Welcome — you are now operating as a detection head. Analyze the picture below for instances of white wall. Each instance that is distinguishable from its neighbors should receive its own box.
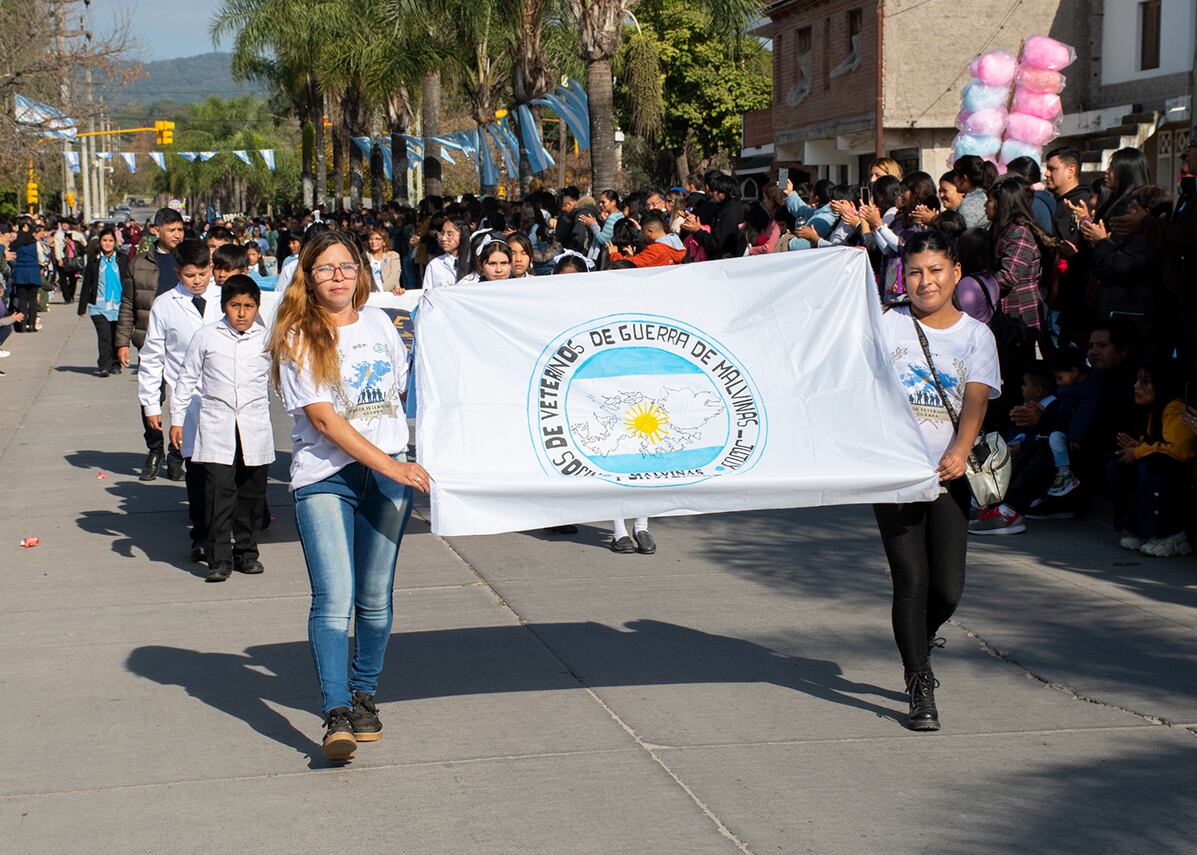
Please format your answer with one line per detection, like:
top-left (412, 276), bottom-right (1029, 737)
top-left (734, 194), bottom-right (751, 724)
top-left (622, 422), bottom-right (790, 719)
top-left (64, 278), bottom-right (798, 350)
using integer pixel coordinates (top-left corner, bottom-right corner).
top-left (1102, 0), bottom-right (1195, 84)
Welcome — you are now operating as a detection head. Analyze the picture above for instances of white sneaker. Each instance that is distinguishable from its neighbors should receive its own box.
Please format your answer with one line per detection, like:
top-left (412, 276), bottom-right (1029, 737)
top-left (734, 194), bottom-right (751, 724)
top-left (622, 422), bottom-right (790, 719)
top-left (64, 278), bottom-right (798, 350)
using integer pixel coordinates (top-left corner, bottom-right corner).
top-left (0, 349), bottom-right (10, 358)
top-left (1141, 532), bottom-right (1193, 558)
top-left (1119, 534), bottom-right (1146, 551)
top-left (34, 318), bottom-right (43, 331)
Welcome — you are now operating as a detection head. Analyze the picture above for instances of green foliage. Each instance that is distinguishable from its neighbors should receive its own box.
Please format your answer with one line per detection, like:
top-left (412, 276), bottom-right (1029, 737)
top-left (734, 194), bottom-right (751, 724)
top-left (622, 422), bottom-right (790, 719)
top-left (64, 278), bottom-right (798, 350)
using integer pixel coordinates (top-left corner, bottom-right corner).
top-left (623, 31), bottom-right (662, 139)
top-left (615, 0), bottom-right (771, 169)
top-left (149, 97), bottom-right (300, 211)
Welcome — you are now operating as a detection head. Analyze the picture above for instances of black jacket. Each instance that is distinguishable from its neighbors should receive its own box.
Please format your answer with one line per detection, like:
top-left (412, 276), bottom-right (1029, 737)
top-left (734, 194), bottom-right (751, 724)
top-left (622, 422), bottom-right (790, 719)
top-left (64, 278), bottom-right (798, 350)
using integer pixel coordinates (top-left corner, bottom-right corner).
top-left (692, 198), bottom-right (747, 260)
top-left (78, 251), bottom-right (132, 317)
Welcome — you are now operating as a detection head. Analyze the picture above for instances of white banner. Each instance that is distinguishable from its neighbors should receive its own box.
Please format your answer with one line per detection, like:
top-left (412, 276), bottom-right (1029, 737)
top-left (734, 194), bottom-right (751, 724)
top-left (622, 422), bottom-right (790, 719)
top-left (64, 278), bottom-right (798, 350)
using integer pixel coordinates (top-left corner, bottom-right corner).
top-left (256, 289), bottom-right (420, 327)
top-left (414, 249), bottom-right (939, 536)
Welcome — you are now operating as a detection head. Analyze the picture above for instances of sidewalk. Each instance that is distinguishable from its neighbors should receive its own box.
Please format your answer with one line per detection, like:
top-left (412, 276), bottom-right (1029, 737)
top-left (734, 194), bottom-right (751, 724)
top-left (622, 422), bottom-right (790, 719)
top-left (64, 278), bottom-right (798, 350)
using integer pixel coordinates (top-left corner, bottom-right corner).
top-left (1, 306), bottom-right (1195, 854)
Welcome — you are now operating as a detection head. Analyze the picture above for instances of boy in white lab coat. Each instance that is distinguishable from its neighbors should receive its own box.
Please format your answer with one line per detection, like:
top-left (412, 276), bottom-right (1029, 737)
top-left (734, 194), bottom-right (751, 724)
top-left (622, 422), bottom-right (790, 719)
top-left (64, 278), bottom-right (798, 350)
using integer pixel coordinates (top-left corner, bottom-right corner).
top-left (138, 239), bottom-right (222, 562)
top-left (170, 275), bottom-right (274, 582)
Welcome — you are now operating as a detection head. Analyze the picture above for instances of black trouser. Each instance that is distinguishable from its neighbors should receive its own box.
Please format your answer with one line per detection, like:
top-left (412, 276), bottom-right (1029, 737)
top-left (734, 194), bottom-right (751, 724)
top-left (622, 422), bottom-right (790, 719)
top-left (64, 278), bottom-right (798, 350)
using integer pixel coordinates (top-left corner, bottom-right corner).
top-left (14, 284), bottom-right (38, 331)
top-left (59, 268), bottom-right (77, 304)
top-left (141, 380), bottom-right (183, 463)
top-left (1108, 454), bottom-right (1190, 539)
top-left (873, 478), bottom-right (971, 674)
top-left (1004, 438), bottom-right (1057, 514)
top-left (90, 315), bottom-right (118, 372)
top-left (186, 458), bottom-right (208, 546)
top-left (204, 433), bottom-right (267, 567)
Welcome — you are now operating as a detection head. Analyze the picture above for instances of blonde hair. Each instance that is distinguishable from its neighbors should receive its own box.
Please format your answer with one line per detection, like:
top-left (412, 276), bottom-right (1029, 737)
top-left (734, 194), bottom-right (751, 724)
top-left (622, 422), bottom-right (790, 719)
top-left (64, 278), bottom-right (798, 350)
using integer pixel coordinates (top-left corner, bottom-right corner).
top-left (268, 231), bottom-right (371, 391)
top-left (870, 157), bottom-right (903, 180)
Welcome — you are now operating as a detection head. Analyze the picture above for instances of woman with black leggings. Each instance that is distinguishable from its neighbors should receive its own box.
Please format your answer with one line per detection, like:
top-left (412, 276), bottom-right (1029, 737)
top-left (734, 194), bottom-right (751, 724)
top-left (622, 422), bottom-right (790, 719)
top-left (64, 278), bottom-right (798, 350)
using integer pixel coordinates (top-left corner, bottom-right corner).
top-left (875, 230), bottom-right (1000, 730)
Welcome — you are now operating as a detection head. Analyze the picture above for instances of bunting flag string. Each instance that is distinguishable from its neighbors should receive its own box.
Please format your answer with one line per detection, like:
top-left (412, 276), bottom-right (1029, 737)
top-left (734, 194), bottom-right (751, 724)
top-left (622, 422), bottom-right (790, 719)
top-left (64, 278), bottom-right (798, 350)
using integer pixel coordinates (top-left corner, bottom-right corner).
top-left (63, 151), bottom-right (81, 173)
top-left (476, 127), bottom-right (499, 188)
top-left (119, 152), bottom-right (137, 173)
top-left (485, 123), bottom-right (518, 178)
top-left (352, 136), bottom-right (373, 158)
top-left (232, 150), bottom-right (251, 165)
top-left (258, 149), bottom-right (276, 171)
top-left (514, 105), bottom-right (555, 175)
top-left (198, 151), bottom-right (217, 162)
top-left (149, 152), bottom-right (167, 172)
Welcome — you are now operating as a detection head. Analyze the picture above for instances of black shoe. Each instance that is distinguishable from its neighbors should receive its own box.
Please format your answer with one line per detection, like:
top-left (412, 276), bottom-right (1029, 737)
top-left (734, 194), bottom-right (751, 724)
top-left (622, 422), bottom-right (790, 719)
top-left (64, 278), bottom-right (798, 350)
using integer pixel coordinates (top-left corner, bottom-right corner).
top-left (349, 690), bottom-right (383, 742)
top-left (633, 530), bottom-right (656, 554)
top-left (610, 536), bottom-right (636, 554)
top-left (905, 669), bottom-right (941, 732)
top-left (165, 456), bottom-right (185, 482)
top-left (190, 543), bottom-right (208, 563)
top-left (545, 524), bottom-right (578, 535)
top-left (139, 451), bottom-right (163, 481)
top-left (97, 369), bottom-right (110, 378)
top-left (235, 558), bottom-right (264, 575)
top-left (322, 707), bottom-right (356, 760)
top-left (205, 562), bottom-right (233, 583)
top-left (111, 366), bottom-right (122, 375)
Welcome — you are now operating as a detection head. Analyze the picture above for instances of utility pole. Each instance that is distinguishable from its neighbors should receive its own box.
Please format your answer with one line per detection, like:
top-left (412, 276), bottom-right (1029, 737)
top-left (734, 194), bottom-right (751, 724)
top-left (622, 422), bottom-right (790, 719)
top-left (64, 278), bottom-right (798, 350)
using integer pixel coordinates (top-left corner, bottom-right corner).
top-left (82, 65), bottom-right (96, 222)
top-left (53, 0), bottom-right (78, 216)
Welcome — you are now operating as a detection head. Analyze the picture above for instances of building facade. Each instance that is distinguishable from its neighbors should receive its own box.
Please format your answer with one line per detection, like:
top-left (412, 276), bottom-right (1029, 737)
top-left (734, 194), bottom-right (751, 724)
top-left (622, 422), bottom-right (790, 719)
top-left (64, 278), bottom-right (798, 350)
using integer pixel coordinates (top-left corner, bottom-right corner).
top-left (742, 0), bottom-right (1195, 191)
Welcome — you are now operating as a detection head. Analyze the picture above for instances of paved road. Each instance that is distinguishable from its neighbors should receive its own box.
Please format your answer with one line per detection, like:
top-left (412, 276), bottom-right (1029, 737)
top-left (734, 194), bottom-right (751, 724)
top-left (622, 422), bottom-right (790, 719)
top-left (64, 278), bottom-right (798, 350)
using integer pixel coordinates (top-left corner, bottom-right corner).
top-left (2, 305), bottom-right (1195, 854)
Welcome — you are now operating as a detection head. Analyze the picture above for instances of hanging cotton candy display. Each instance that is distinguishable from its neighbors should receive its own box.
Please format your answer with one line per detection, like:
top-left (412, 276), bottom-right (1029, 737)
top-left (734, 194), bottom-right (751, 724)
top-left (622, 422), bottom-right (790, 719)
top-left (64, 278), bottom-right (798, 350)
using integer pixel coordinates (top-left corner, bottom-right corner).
top-left (997, 35), bottom-right (1075, 168)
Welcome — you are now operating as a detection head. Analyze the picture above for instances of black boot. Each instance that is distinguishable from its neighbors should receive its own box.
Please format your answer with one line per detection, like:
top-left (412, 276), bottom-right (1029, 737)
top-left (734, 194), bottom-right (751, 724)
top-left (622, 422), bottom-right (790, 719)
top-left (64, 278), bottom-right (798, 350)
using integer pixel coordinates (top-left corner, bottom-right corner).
top-left (139, 451), bottom-right (163, 482)
top-left (905, 668), bottom-right (941, 732)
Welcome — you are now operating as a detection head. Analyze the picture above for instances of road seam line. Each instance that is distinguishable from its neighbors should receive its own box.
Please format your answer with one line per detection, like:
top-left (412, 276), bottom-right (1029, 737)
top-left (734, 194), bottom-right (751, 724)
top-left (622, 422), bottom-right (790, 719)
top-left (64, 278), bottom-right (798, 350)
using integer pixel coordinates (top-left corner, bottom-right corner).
top-left (951, 618), bottom-right (1190, 733)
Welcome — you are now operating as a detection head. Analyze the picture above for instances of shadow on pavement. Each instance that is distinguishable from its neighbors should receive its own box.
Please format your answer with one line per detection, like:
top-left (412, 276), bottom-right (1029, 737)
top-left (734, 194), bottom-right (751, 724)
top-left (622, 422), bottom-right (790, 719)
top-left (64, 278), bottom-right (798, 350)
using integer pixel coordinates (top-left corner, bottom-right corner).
top-left (127, 619), bottom-right (906, 765)
top-left (940, 738), bottom-right (1197, 853)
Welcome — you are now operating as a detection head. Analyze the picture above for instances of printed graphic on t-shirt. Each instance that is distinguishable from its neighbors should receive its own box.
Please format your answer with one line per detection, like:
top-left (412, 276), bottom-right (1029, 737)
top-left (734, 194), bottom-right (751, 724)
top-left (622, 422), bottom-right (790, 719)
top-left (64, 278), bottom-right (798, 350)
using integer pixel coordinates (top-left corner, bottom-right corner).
top-left (336, 341), bottom-right (401, 421)
top-left (892, 345), bottom-right (964, 425)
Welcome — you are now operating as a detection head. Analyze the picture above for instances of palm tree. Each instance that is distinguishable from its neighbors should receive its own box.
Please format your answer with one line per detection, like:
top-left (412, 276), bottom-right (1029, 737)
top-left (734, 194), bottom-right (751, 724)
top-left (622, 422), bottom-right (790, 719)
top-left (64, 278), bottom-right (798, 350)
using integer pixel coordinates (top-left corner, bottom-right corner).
top-left (565, 0), bottom-right (760, 191)
top-left (212, 0), bottom-right (338, 207)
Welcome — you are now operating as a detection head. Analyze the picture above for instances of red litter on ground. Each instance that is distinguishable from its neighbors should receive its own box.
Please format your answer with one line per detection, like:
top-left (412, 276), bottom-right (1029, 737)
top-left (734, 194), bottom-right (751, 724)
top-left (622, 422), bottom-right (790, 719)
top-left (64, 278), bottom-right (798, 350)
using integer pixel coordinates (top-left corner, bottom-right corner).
top-left (96, 472), bottom-right (109, 479)
top-left (20, 537), bottom-right (40, 548)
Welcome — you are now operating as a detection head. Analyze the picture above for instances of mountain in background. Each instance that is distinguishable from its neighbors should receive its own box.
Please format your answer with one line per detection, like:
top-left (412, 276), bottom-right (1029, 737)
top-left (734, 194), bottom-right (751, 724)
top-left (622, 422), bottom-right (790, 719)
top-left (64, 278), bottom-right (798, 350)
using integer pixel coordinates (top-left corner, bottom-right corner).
top-left (108, 52), bottom-right (269, 107)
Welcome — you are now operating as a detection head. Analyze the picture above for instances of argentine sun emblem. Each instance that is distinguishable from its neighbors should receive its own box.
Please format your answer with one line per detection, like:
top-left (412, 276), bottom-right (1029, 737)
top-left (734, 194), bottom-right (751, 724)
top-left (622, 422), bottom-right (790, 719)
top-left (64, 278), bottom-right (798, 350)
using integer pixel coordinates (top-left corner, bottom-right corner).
top-left (527, 313), bottom-right (767, 487)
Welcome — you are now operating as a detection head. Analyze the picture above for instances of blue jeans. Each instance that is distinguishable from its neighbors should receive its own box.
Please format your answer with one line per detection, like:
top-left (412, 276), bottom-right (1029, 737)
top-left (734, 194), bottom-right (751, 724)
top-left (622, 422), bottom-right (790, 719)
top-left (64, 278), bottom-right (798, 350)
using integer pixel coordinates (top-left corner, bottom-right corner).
top-left (294, 460), bottom-right (413, 715)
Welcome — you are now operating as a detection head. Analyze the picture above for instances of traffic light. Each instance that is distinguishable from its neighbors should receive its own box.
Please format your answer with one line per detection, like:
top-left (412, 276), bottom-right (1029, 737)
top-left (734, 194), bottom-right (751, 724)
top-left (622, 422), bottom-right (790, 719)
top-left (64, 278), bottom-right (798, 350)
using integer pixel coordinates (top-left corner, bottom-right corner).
top-left (66, 192), bottom-right (76, 211)
top-left (26, 182), bottom-right (38, 206)
top-left (155, 120), bottom-right (175, 145)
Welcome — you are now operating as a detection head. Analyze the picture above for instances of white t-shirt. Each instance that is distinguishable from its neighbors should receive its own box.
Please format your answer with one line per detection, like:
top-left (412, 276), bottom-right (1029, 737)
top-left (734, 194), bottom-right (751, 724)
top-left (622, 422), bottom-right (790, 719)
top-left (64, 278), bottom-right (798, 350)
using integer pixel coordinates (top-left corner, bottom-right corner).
top-left (880, 305), bottom-right (1001, 463)
top-left (278, 307), bottom-right (410, 490)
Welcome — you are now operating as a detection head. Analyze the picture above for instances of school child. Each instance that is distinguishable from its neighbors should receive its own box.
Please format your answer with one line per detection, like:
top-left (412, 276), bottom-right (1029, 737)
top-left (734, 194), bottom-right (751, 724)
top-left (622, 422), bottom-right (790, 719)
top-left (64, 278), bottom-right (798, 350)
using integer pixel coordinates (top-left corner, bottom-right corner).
top-left (212, 243), bottom-right (250, 288)
top-left (170, 276), bottom-right (275, 582)
top-left (137, 239), bottom-right (223, 562)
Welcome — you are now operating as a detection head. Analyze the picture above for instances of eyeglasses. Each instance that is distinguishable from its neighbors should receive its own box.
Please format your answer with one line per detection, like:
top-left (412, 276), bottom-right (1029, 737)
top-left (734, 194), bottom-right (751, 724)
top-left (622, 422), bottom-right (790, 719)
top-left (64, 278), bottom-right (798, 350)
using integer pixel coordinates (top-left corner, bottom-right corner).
top-left (311, 262), bottom-right (360, 283)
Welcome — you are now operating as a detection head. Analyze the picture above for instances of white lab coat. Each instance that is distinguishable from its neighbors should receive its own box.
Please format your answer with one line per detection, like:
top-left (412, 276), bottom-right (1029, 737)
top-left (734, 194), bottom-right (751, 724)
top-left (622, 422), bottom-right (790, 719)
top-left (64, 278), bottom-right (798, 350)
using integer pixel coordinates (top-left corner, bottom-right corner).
top-left (137, 282), bottom-right (224, 457)
top-left (170, 319), bottom-right (276, 466)
top-left (421, 252), bottom-right (459, 290)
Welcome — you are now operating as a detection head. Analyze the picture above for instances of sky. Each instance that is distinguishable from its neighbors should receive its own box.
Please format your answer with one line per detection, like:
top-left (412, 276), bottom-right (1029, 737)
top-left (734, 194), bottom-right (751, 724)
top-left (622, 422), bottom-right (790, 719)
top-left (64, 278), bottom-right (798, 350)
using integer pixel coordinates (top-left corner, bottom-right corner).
top-left (89, 0), bottom-right (227, 60)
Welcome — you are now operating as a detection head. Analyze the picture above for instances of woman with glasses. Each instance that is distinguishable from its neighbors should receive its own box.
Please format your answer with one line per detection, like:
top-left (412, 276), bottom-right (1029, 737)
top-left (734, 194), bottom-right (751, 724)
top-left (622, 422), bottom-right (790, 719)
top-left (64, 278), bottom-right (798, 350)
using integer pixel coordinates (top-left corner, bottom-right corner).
top-left (268, 230), bottom-right (432, 761)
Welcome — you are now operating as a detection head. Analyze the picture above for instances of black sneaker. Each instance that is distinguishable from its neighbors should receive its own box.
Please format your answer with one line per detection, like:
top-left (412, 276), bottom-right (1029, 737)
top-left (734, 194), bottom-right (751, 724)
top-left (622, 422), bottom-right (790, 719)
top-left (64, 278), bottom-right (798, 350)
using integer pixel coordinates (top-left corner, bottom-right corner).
top-left (139, 451), bottom-right (162, 482)
top-left (633, 530), bottom-right (656, 554)
top-left (610, 536), bottom-right (636, 554)
top-left (349, 690), bottom-right (383, 742)
top-left (235, 558), bottom-right (264, 575)
top-left (321, 707), bottom-right (356, 760)
top-left (205, 562), bottom-right (232, 583)
top-left (165, 456), bottom-right (186, 482)
top-left (905, 669), bottom-right (941, 732)
top-left (190, 543), bottom-right (207, 563)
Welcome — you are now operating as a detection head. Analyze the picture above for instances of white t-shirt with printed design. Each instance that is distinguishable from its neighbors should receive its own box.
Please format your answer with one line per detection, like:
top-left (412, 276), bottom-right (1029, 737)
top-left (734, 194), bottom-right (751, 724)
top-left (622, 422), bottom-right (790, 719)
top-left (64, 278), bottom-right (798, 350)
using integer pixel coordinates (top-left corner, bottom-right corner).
top-left (279, 307), bottom-right (410, 490)
top-left (880, 305), bottom-right (1001, 463)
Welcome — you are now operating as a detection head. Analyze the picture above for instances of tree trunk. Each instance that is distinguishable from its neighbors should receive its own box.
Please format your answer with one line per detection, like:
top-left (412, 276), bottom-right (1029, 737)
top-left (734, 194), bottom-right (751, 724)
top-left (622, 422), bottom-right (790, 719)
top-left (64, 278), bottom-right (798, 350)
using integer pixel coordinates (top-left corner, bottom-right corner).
top-left (584, 56), bottom-right (616, 193)
top-left (557, 119), bottom-right (567, 189)
top-left (391, 130), bottom-right (409, 205)
top-left (370, 142), bottom-right (385, 208)
top-left (478, 124), bottom-right (497, 197)
top-left (301, 117), bottom-right (315, 209)
top-left (420, 71), bottom-right (443, 198)
top-left (331, 132), bottom-right (344, 212)
top-left (313, 94), bottom-right (327, 207)
top-left (349, 137), bottom-right (364, 210)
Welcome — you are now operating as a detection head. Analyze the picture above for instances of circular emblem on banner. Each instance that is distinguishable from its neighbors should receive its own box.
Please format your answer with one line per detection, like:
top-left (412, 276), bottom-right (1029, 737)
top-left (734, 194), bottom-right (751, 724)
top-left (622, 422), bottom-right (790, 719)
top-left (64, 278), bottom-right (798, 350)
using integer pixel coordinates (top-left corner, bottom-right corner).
top-left (527, 313), bottom-right (767, 487)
